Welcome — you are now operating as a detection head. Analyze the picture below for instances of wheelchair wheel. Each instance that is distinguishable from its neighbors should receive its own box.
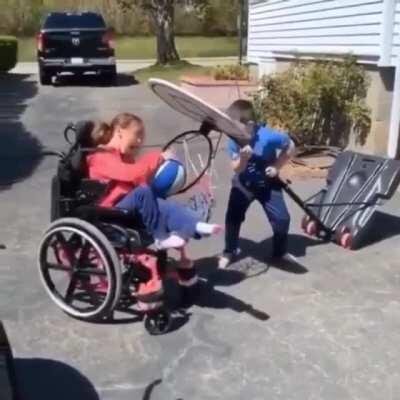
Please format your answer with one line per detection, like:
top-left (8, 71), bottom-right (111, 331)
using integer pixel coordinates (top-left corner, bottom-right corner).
top-left (144, 308), bottom-right (172, 335)
top-left (38, 218), bottom-right (122, 321)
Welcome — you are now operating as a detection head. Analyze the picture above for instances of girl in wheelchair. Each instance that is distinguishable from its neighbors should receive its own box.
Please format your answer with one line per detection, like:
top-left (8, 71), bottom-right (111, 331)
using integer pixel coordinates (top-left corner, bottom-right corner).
top-left (86, 113), bottom-right (222, 308)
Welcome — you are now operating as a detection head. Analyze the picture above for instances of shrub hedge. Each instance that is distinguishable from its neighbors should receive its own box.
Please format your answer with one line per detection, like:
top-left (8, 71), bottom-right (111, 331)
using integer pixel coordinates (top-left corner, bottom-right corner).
top-left (213, 64), bottom-right (249, 81)
top-left (0, 36), bottom-right (18, 72)
top-left (252, 56), bottom-right (371, 147)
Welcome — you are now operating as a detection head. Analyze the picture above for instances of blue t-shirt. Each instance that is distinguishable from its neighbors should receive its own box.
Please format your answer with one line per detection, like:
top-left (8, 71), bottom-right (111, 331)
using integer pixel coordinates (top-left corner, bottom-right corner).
top-left (227, 124), bottom-right (290, 189)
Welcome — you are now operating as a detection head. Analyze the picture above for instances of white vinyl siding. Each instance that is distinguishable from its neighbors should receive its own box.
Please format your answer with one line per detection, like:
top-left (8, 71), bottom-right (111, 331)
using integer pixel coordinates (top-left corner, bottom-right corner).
top-left (391, 0), bottom-right (400, 63)
top-left (248, 0), bottom-right (385, 63)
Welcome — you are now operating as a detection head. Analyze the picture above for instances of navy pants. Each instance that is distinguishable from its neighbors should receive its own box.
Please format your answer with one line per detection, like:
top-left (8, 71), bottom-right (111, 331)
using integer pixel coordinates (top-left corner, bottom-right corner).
top-left (116, 186), bottom-right (199, 240)
top-left (224, 180), bottom-right (290, 257)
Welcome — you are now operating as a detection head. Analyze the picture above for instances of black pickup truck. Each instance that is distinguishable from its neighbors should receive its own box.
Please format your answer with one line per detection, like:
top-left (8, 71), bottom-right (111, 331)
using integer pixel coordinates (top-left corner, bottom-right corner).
top-left (37, 12), bottom-right (117, 85)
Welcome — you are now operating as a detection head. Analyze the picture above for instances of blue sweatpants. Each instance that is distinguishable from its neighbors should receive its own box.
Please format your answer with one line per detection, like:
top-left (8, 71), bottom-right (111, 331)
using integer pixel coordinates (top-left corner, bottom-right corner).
top-left (224, 179), bottom-right (290, 257)
top-left (116, 186), bottom-right (199, 240)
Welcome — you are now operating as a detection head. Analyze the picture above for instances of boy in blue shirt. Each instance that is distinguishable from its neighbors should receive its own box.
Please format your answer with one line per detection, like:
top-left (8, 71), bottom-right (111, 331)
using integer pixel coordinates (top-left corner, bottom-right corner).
top-left (219, 100), bottom-right (296, 269)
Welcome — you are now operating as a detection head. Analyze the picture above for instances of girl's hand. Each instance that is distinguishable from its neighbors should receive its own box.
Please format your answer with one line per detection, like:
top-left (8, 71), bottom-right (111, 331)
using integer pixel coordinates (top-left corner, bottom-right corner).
top-left (162, 148), bottom-right (176, 160)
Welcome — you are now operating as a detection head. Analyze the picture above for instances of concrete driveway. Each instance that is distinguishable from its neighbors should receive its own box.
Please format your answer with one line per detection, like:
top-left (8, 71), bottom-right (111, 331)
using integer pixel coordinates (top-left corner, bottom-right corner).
top-left (0, 72), bottom-right (400, 400)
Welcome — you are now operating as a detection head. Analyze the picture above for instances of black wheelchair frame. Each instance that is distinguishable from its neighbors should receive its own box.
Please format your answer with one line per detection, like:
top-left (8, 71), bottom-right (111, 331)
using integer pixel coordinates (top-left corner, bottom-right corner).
top-left (38, 121), bottom-right (172, 335)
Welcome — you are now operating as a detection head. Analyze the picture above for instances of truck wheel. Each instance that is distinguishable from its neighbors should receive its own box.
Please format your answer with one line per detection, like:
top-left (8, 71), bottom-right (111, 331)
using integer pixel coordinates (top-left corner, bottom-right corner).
top-left (39, 67), bottom-right (52, 85)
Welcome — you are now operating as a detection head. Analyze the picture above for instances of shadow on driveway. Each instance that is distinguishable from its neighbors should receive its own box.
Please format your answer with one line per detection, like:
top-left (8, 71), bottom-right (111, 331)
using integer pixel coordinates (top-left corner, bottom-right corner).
top-left (172, 233), bottom-right (324, 324)
top-left (54, 73), bottom-right (138, 87)
top-left (14, 358), bottom-right (99, 400)
top-left (358, 210), bottom-right (400, 248)
top-left (0, 73), bottom-right (42, 190)
top-left (196, 233), bottom-right (321, 282)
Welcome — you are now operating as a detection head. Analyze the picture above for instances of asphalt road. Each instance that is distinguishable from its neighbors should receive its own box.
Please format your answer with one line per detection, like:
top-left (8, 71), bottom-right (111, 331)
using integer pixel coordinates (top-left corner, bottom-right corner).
top-left (1, 72), bottom-right (400, 400)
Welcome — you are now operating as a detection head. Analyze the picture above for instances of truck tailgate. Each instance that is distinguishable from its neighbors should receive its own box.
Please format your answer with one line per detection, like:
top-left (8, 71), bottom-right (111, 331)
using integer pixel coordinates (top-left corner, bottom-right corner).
top-left (43, 29), bottom-right (112, 59)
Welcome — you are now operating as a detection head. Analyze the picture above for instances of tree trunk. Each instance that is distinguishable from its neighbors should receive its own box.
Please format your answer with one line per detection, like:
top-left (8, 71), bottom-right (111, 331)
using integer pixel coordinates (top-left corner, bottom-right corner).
top-left (150, 0), bottom-right (180, 65)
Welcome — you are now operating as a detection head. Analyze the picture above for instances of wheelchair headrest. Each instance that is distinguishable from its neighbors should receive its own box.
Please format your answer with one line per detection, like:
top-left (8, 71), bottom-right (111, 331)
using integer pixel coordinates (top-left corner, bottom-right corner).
top-left (64, 120), bottom-right (95, 149)
top-left (59, 120), bottom-right (96, 180)
top-left (76, 120), bottom-right (94, 147)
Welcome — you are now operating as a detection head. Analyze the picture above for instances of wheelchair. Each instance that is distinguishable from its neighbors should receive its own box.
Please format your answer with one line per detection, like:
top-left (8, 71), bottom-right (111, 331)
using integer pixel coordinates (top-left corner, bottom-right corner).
top-left (37, 121), bottom-right (173, 335)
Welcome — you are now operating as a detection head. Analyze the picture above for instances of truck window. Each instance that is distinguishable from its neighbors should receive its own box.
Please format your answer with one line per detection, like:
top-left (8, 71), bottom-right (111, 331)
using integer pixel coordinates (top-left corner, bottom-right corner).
top-left (43, 13), bottom-right (106, 30)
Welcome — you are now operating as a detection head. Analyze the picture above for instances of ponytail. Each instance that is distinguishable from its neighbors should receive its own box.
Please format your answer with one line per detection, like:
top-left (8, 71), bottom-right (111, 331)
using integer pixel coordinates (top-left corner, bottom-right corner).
top-left (90, 121), bottom-right (113, 146)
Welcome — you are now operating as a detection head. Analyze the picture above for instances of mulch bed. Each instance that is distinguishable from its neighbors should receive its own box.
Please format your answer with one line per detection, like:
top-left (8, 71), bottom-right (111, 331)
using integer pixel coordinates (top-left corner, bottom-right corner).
top-left (281, 153), bottom-right (338, 180)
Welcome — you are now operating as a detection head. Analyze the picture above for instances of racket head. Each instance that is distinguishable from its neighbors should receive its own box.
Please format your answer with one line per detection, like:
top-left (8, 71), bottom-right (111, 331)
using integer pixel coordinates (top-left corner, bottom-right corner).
top-left (149, 78), bottom-right (251, 146)
top-left (162, 130), bottom-right (213, 194)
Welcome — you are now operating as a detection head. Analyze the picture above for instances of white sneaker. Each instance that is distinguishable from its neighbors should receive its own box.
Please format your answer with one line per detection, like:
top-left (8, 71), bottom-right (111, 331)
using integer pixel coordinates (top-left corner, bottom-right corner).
top-left (278, 253), bottom-right (299, 264)
top-left (218, 249), bottom-right (241, 269)
top-left (218, 254), bottom-right (232, 269)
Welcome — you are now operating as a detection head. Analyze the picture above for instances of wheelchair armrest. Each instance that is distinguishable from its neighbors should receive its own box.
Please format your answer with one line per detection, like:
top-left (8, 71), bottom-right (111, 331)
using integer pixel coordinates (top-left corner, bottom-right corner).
top-left (73, 205), bottom-right (146, 230)
top-left (73, 205), bottom-right (154, 247)
top-left (73, 205), bottom-right (131, 221)
top-left (76, 179), bottom-right (108, 204)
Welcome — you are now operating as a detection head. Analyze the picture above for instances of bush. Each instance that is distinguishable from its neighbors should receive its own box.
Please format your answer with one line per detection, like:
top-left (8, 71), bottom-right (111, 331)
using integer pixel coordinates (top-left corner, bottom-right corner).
top-left (0, 36), bottom-right (18, 72)
top-left (252, 56), bottom-right (371, 147)
top-left (213, 64), bottom-right (249, 80)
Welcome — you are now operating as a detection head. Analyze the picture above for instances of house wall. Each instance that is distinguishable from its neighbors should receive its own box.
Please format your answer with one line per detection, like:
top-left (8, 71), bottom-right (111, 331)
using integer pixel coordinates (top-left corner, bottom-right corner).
top-left (391, 0), bottom-right (400, 64)
top-left (248, 0), bottom-right (385, 64)
top-left (364, 66), bottom-right (395, 155)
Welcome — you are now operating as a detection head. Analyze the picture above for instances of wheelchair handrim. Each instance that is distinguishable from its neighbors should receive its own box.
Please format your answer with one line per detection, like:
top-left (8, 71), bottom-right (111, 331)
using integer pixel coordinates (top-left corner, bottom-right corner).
top-left (38, 224), bottom-right (118, 319)
top-left (44, 217), bottom-right (123, 312)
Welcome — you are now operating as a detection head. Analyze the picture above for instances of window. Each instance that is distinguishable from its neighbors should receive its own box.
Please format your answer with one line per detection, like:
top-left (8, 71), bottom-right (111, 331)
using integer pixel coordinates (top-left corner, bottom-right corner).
top-left (44, 13), bottom-right (106, 30)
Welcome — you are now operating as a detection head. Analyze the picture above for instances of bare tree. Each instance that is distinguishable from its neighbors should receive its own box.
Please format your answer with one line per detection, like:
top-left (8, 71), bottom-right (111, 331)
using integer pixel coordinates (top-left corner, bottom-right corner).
top-left (117, 0), bottom-right (208, 65)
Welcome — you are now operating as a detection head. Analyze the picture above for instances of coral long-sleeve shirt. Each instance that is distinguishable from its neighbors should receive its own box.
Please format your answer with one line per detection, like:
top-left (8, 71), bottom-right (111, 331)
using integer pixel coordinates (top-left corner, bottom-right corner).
top-left (86, 149), bottom-right (163, 207)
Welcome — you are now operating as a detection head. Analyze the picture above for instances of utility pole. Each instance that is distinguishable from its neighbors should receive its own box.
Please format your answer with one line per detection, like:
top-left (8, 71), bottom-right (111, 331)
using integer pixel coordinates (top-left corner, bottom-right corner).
top-left (238, 0), bottom-right (247, 65)
top-left (238, 0), bottom-right (244, 64)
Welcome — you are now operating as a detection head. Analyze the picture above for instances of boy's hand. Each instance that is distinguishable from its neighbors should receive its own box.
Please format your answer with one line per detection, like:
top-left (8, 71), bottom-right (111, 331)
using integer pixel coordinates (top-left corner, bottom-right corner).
top-left (240, 145), bottom-right (253, 160)
top-left (265, 166), bottom-right (279, 178)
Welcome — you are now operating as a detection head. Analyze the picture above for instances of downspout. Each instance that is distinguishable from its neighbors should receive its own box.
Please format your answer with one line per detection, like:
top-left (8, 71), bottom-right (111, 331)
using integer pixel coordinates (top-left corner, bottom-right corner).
top-left (387, 60), bottom-right (400, 158)
top-left (380, 0), bottom-right (399, 158)
top-left (379, 0), bottom-right (395, 66)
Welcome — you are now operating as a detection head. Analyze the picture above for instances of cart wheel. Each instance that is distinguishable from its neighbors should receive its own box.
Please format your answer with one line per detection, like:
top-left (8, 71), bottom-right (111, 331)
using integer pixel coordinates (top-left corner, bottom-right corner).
top-left (338, 225), bottom-right (349, 235)
top-left (301, 215), bottom-right (310, 232)
top-left (38, 218), bottom-right (122, 321)
top-left (306, 220), bottom-right (318, 236)
top-left (144, 309), bottom-right (172, 335)
top-left (339, 232), bottom-right (352, 249)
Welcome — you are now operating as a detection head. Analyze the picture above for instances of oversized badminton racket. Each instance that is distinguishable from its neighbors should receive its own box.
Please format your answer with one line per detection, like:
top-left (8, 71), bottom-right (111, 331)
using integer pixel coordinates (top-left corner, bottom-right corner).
top-left (162, 124), bottom-right (221, 195)
top-left (150, 78), bottom-right (250, 196)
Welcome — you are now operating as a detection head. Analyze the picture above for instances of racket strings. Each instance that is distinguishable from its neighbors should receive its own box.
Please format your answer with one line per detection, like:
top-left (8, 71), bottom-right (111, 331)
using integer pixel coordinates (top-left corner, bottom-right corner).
top-left (184, 137), bottom-right (221, 222)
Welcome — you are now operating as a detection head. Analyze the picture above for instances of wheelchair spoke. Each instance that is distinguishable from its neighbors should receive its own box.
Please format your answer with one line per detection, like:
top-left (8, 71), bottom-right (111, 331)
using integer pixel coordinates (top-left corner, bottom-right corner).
top-left (85, 285), bottom-right (103, 307)
top-left (77, 239), bottom-right (90, 263)
top-left (65, 275), bottom-right (78, 304)
top-left (76, 267), bottom-right (107, 277)
top-left (55, 232), bottom-right (77, 266)
top-left (45, 262), bottom-right (72, 272)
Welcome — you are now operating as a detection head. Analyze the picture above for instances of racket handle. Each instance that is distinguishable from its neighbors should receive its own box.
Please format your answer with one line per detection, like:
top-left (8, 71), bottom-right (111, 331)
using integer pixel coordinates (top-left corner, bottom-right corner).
top-left (275, 177), bottom-right (291, 187)
top-left (200, 121), bottom-right (213, 136)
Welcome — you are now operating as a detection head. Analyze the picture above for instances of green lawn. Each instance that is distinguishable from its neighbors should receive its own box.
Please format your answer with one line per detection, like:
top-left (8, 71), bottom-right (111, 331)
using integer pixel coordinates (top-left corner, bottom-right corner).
top-left (17, 35), bottom-right (238, 62)
top-left (133, 60), bottom-right (212, 83)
